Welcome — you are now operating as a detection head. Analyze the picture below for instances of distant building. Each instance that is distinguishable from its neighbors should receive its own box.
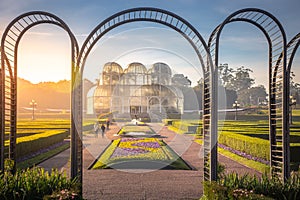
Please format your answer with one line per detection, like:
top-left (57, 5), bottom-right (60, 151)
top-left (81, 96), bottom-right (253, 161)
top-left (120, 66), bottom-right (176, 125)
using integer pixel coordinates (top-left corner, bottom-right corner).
top-left (87, 62), bottom-right (196, 119)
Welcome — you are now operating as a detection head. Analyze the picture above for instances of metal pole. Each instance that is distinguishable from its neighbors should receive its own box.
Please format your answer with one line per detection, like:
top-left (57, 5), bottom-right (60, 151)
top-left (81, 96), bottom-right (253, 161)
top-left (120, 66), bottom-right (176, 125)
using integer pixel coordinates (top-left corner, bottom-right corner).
top-left (235, 105), bottom-right (237, 121)
top-left (32, 104), bottom-right (34, 120)
top-left (30, 100), bottom-right (36, 120)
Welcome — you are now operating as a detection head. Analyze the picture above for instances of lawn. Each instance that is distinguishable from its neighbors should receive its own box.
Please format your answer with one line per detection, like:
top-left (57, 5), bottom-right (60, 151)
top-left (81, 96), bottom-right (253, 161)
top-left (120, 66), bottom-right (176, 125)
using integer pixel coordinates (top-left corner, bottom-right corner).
top-left (166, 110), bottom-right (300, 172)
top-left (6, 118), bottom-right (94, 168)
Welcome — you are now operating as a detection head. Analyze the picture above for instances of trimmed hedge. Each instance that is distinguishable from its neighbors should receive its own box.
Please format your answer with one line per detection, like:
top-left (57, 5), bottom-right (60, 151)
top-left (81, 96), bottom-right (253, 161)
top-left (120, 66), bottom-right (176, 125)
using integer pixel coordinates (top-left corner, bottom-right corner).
top-left (166, 119), bottom-right (300, 163)
top-left (291, 145), bottom-right (300, 162)
top-left (219, 131), bottom-right (269, 161)
top-left (14, 129), bottom-right (69, 159)
top-left (165, 119), bottom-right (202, 134)
top-left (219, 132), bottom-right (300, 163)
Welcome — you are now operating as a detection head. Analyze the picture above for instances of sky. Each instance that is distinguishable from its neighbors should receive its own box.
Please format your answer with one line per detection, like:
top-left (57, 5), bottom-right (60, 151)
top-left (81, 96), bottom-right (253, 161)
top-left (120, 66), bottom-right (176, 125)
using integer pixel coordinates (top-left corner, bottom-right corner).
top-left (0, 0), bottom-right (299, 86)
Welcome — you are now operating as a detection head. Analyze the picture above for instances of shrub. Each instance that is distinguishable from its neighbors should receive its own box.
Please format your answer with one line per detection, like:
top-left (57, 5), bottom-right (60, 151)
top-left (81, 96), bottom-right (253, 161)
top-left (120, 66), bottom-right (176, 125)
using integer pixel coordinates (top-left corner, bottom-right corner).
top-left (0, 161), bottom-right (80, 200)
top-left (166, 120), bottom-right (202, 134)
top-left (202, 181), bottom-right (229, 200)
top-left (216, 172), bottom-right (300, 200)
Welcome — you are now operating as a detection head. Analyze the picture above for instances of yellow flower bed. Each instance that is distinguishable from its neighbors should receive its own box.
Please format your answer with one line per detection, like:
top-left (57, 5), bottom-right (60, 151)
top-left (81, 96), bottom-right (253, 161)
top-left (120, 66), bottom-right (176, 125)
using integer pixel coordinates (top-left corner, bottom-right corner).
top-left (91, 138), bottom-right (190, 170)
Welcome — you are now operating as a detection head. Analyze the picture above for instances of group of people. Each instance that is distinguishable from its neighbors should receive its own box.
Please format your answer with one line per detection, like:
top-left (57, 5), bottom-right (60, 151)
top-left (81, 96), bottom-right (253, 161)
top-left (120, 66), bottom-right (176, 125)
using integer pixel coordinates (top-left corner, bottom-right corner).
top-left (94, 120), bottom-right (110, 138)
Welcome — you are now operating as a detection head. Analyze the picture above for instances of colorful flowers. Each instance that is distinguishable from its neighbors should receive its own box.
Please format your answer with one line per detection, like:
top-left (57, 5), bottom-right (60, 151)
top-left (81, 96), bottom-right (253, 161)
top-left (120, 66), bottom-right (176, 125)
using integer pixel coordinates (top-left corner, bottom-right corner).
top-left (110, 138), bottom-right (164, 159)
top-left (132, 141), bottom-right (161, 148)
top-left (111, 147), bottom-right (149, 158)
top-left (91, 137), bottom-right (191, 170)
top-left (218, 143), bottom-right (269, 165)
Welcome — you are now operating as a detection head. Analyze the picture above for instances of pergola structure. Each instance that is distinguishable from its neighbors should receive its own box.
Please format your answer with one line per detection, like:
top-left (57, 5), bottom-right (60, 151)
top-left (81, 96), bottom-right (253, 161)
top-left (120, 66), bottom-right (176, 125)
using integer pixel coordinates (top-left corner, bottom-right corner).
top-left (208, 8), bottom-right (290, 180)
top-left (75, 7), bottom-right (216, 183)
top-left (0, 7), bottom-right (297, 193)
top-left (0, 12), bottom-right (80, 178)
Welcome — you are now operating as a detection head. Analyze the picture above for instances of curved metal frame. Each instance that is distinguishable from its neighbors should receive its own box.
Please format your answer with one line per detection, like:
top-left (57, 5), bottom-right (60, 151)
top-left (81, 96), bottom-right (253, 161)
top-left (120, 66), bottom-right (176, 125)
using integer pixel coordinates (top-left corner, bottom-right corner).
top-left (208, 8), bottom-right (289, 180)
top-left (287, 33), bottom-right (300, 73)
top-left (0, 7), bottom-right (293, 194)
top-left (75, 7), bottom-right (217, 181)
top-left (0, 12), bottom-right (79, 179)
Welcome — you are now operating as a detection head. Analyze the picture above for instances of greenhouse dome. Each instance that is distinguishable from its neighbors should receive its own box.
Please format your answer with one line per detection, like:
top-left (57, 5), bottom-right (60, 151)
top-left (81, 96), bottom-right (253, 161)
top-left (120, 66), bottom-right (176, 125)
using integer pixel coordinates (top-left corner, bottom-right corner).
top-left (91, 61), bottom-right (190, 119)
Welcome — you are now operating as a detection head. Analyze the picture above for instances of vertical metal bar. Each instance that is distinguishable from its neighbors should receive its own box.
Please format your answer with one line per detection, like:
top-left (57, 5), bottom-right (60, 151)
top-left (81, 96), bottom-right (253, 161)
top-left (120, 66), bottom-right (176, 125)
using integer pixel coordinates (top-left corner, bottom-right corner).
top-left (282, 45), bottom-right (290, 181)
top-left (203, 72), bottom-right (209, 181)
top-left (78, 82), bottom-right (83, 193)
top-left (10, 52), bottom-right (17, 172)
top-left (71, 54), bottom-right (78, 180)
top-left (269, 48), bottom-right (276, 175)
top-left (210, 68), bottom-right (218, 181)
top-left (0, 48), bottom-right (5, 172)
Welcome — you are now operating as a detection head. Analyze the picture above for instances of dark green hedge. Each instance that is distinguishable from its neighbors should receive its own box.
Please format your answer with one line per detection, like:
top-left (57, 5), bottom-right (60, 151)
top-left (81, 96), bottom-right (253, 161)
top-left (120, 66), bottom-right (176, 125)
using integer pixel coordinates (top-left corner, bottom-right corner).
top-left (15, 130), bottom-right (68, 159)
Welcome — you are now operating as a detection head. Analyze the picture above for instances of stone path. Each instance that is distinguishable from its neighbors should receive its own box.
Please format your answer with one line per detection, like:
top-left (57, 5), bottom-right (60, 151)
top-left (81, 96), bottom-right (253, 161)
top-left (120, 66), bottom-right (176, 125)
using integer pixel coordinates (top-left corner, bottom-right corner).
top-left (39, 122), bottom-right (261, 199)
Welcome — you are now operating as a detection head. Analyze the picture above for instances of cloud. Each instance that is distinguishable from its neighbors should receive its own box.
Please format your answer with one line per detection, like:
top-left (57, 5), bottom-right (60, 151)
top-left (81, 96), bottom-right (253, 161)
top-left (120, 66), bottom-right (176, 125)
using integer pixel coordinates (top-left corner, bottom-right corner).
top-left (25, 31), bottom-right (53, 36)
top-left (220, 35), bottom-right (267, 51)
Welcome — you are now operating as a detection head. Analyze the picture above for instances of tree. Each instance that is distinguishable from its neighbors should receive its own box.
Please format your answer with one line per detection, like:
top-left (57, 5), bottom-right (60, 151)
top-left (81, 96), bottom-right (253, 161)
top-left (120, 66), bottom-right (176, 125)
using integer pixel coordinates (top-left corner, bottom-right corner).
top-left (218, 63), bottom-right (235, 88)
top-left (238, 85), bottom-right (267, 106)
top-left (219, 64), bottom-right (254, 91)
top-left (193, 78), bottom-right (203, 109)
top-left (250, 85), bottom-right (267, 105)
top-left (231, 66), bottom-right (255, 92)
top-left (290, 71), bottom-right (300, 105)
top-left (172, 74), bottom-right (191, 87)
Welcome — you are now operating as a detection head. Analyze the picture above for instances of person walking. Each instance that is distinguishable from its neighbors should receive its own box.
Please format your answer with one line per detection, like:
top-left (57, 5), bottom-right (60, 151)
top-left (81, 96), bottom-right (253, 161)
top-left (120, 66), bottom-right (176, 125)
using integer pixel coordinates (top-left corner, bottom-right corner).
top-left (106, 119), bottom-right (110, 130)
top-left (94, 122), bottom-right (99, 138)
top-left (101, 124), bottom-right (106, 138)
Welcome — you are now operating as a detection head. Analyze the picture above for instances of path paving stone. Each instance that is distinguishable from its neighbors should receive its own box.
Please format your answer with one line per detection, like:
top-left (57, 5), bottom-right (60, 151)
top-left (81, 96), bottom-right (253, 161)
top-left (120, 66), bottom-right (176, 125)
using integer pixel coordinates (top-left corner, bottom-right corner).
top-left (39, 122), bottom-right (262, 199)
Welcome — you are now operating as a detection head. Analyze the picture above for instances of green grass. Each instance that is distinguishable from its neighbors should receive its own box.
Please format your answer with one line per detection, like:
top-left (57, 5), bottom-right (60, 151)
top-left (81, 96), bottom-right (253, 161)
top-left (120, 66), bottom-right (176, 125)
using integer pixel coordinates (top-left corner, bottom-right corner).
top-left (5, 119), bottom-right (91, 167)
top-left (17, 119), bottom-right (71, 129)
top-left (16, 119), bottom-right (94, 129)
top-left (194, 139), bottom-right (269, 173)
top-left (91, 138), bottom-right (191, 170)
top-left (167, 125), bottom-right (186, 134)
top-left (218, 147), bottom-right (269, 173)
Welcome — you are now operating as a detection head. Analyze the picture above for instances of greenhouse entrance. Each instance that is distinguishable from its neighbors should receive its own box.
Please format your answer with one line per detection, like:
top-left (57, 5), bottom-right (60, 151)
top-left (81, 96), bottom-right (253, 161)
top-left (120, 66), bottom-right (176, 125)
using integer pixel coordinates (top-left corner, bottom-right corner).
top-left (130, 106), bottom-right (141, 115)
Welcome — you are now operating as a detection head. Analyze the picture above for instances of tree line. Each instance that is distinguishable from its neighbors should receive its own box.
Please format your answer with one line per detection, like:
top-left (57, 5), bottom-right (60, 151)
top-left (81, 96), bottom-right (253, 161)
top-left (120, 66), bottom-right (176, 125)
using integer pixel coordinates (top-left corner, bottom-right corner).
top-left (193, 64), bottom-right (268, 109)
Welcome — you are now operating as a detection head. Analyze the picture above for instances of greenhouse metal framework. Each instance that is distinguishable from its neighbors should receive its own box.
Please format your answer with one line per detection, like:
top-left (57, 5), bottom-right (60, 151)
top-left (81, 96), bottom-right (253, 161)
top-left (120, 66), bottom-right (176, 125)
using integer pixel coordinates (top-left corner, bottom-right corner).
top-left (89, 62), bottom-right (185, 120)
top-left (0, 6), bottom-right (297, 193)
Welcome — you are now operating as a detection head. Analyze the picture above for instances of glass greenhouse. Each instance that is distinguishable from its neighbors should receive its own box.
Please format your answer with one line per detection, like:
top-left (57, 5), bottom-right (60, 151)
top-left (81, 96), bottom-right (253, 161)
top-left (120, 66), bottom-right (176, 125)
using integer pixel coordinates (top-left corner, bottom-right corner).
top-left (87, 62), bottom-right (194, 119)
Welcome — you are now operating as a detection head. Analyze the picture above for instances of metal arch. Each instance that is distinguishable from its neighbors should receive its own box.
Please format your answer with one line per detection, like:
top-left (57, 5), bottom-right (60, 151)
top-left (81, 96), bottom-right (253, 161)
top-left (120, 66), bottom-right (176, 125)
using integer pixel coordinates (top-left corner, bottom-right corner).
top-left (75, 7), bottom-right (217, 182)
top-left (0, 12), bottom-right (79, 178)
top-left (287, 33), bottom-right (300, 72)
top-left (272, 32), bottom-right (299, 93)
top-left (208, 8), bottom-right (289, 180)
top-left (273, 32), bottom-right (300, 89)
top-left (78, 7), bottom-right (210, 73)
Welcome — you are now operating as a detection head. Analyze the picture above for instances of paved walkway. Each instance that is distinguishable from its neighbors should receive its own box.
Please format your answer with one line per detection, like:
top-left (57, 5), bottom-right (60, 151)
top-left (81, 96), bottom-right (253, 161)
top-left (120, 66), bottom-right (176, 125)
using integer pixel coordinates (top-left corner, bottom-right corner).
top-left (39, 122), bottom-right (261, 200)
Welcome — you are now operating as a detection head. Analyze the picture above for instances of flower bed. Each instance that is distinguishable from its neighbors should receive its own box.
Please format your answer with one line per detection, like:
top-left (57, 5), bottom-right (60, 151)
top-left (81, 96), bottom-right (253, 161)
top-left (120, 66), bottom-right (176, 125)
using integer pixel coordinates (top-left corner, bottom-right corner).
top-left (218, 143), bottom-right (269, 165)
top-left (91, 138), bottom-right (191, 170)
top-left (117, 124), bottom-right (157, 136)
